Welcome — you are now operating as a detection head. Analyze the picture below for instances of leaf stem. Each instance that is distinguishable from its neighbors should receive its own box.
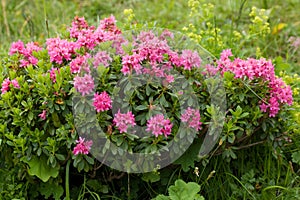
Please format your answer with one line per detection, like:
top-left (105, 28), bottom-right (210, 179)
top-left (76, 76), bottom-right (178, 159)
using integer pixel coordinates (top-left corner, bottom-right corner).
top-left (65, 159), bottom-right (70, 200)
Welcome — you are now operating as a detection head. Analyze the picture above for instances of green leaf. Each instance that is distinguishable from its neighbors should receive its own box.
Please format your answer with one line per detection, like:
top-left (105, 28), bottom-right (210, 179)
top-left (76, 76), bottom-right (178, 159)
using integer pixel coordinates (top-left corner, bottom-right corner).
top-left (227, 132), bottom-right (236, 144)
top-left (22, 156), bottom-right (59, 182)
top-left (55, 154), bottom-right (65, 161)
top-left (52, 112), bottom-right (61, 128)
top-left (136, 105), bottom-right (148, 111)
top-left (142, 172), bottom-right (161, 183)
top-left (39, 182), bottom-right (64, 200)
top-left (292, 151), bottom-right (300, 165)
top-left (152, 194), bottom-right (170, 200)
top-left (28, 112), bottom-right (34, 121)
top-left (84, 155), bottom-right (95, 165)
top-left (168, 179), bottom-right (202, 200)
top-left (86, 179), bottom-right (109, 194)
top-left (273, 56), bottom-right (291, 75)
top-left (174, 139), bottom-right (201, 172)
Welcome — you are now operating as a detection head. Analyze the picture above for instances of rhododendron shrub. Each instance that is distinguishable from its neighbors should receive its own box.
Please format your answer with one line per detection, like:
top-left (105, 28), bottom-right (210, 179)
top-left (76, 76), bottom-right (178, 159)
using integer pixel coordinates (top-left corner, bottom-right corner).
top-left (0, 15), bottom-right (294, 199)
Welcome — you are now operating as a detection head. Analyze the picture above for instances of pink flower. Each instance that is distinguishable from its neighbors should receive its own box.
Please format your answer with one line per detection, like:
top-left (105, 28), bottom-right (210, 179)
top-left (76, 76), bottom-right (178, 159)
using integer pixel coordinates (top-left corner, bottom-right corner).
top-left (159, 29), bottom-right (174, 40)
top-left (202, 64), bottom-right (219, 76)
top-left (180, 50), bottom-right (202, 70)
top-left (11, 79), bottom-right (20, 89)
top-left (25, 42), bottom-right (42, 55)
top-left (99, 15), bottom-right (119, 32)
top-left (9, 41), bottom-right (42, 67)
top-left (220, 49), bottom-right (233, 61)
top-left (9, 40), bottom-right (25, 55)
top-left (121, 53), bottom-right (142, 75)
top-left (216, 49), bottom-right (293, 117)
top-left (146, 114), bottom-right (173, 137)
top-left (165, 75), bottom-right (174, 83)
top-left (72, 137), bottom-right (93, 155)
top-left (46, 38), bottom-right (78, 64)
top-left (259, 103), bottom-right (268, 112)
top-left (1, 78), bottom-right (11, 94)
top-left (70, 54), bottom-right (90, 74)
top-left (93, 91), bottom-right (112, 112)
top-left (38, 110), bottom-right (47, 120)
top-left (113, 110), bottom-right (136, 133)
top-left (69, 16), bottom-right (90, 38)
top-left (73, 74), bottom-right (94, 96)
top-left (49, 68), bottom-right (60, 83)
top-left (76, 28), bottom-right (97, 50)
top-left (93, 51), bottom-right (112, 68)
top-left (181, 107), bottom-right (202, 131)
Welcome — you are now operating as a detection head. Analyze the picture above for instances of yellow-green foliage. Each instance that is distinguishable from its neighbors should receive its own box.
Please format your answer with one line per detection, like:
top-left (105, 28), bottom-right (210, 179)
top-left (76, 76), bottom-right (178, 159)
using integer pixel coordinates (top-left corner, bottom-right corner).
top-left (249, 6), bottom-right (271, 37)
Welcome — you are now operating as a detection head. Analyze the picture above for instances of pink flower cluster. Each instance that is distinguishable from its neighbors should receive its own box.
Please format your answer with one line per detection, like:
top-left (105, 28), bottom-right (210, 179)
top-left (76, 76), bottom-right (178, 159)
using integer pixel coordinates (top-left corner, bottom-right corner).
top-left (181, 107), bottom-right (202, 131)
top-left (73, 74), bottom-right (94, 96)
top-left (66, 16), bottom-right (125, 97)
top-left (93, 51), bottom-right (112, 68)
top-left (146, 114), bottom-right (173, 137)
top-left (217, 49), bottom-right (293, 117)
top-left (180, 50), bottom-right (202, 70)
top-left (46, 38), bottom-right (78, 64)
top-left (120, 30), bottom-right (202, 83)
top-left (70, 54), bottom-right (90, 74)
top-left (69, 16), bottom-right (97, 50)
top-left (1, 78), bottom-right (20, 94)
top-left (9, 41), bottom-right (42, 67)
top-left (69, 16), bottom-right (124, 51)
top-left (113, 110), bottom-right (136, 133)
top-left (93, 91), bottom-right (112, 112)
top-left (72, 137), bottom-right (93, 155)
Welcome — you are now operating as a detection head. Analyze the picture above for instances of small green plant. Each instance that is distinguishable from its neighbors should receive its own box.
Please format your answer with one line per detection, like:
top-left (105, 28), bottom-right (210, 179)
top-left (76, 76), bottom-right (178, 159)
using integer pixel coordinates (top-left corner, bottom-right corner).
top-left (153, 179), bottom-right (205, 200)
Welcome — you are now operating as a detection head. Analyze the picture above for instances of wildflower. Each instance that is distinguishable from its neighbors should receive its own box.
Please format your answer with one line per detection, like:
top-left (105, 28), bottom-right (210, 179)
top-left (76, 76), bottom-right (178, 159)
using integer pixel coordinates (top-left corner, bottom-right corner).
top-left (73, 137), bottom-right (93, 155)
top-left (159, 29), bottom-right (174, 40)
top-left (38, 110), bottom-right (47, 120)
top-left (9, 40), bottom-right (25, 55)
top-left (93, 91), bottom-right (112, 112)
top-left (11, 79), bottom-right (20, 89)
top-left (46, 38), bottom-right (78, 64)
top-left (113, 110), bottom-right (136, 133)
top-left (99, 15), bottom-right (120, 33)
top-left (146, 114), bottom-right (172, 137)
top-left (49, 68), bottom-right (60, 83)
top-left (217, 49), bottom-right (293, 117)
top-left (181, 107), bottom-right (202, 131)
top-left (93, 51), bottom-right (112, 68)
top-left (121, 53), bottom-right (143, 75)
top-left (73, 74), bottom-right (94, 96)
top-left (25, 42), bottom-right (43, 55)
top-left (69, 16), bottom-right (90, 38)
top-left (165, 75), bottom-right (174, 83)
top-left (70, 54), bottom-right (90, 74)
top-left (180, 50), bottom-right (202, 70)
top-left (1, 78), bottom-right (11, 94)
top-left (9, 41), bottom-right (42, 67)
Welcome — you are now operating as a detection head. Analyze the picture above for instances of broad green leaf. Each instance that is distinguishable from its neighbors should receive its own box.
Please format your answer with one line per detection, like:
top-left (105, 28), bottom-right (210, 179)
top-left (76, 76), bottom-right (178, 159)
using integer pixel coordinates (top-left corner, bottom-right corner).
top-left (142, 172), bottom-right (161, 183)
top-left (168, 179), bottom-right (202, 200)
top-left (292, 151), bottom-right (300, 165)
top-left (22, 156), bottom-right (59, 182)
